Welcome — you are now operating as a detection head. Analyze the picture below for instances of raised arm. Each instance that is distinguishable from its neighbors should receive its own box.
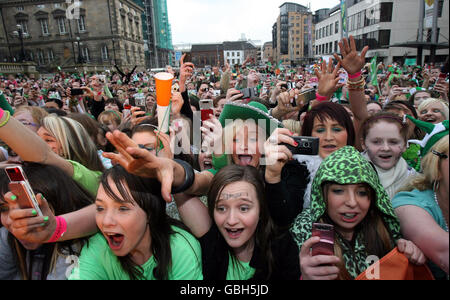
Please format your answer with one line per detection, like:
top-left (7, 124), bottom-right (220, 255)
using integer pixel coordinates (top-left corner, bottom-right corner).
top-left (0, 109), bottom-right (74, 176)
top-left (334, 35), bottom-right (370, 150)
top-left (395, 205), bottom-right (449, 274)
top-left (173, 193), bottom-right (212, 238)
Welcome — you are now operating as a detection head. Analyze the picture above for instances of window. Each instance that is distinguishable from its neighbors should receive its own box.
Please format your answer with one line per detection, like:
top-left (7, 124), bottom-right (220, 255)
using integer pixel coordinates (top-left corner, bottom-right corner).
top-left (40, 19), bottom-right (49, 35)
top-left (17, 6), bottom-right (24, 11)
top-left (335, 21), bottom-right (339, 34)
top-left (47, 49), bottom-right (54, 61)
top-left (37, 5), bottom-right (45, 9)
top-left (379, 30), bottom-right (391, 47)
top-left (77, 15), bottom-right (86, 32)
top-left (37, 50), bottom-right (45, 65)
top-left (237, 52), bottom-right (240, 57)
top-left (82, 47), bottom-right (90, 62)
top-left (18, 21), bottom-right (29, 34)
top-left (101, 45), bottom-right (109, 61)
top-left (57, 17), bottom-right (67, 34)
top-left (380, 2), bottom-right (393, 22)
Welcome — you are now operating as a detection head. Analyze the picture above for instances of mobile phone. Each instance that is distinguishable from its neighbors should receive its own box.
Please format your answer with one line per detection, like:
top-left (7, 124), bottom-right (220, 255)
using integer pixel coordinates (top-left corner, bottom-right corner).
top-left (134, 93), bottom-right (146, 112)
top-left (282, 136), bottom-right (319, 156)
top-left (213, 90), bottom-right (221, 97)
top-left (311, 223), bottom-right (335, 256)
top-left (183, 53), bottom-right (192, 63)
top-left (239, 88), bottom-right (257, 99)
top-left (70, 88), bottom-right (84, 96)
top-left (5, 166), bottom-right (43, 216)
top-left (338, 73), bottom-right (347, 84)
top-left (200, 99), bottom-right (214, 122)
top-left (298, 88), bottom-right (316, 104)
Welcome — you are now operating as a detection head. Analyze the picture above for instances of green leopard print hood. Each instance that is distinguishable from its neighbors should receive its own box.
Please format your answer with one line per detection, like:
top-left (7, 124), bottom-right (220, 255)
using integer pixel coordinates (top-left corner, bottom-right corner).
top-left (290, 146), bottom-right (402, 278)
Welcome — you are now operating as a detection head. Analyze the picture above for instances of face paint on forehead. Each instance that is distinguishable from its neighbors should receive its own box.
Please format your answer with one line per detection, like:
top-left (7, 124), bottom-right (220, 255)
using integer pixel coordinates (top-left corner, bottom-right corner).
top-left (218, 192), bottom-right (249, 201)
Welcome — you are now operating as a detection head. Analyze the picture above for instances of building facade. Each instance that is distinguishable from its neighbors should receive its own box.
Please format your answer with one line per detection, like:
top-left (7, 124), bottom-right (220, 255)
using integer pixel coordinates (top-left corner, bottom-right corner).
top-left (190, 43), bottom-right (224, 68)
top-left (272, 2), bottom-right (315, 66)
top-left (133, 0), bottom-right (173, 69)
top-left (314, 0), bottom-right (449, 64)
top-left (0, 0), bottom-right (146, 73)
top-left (262, 41), bottom-right (273, 64)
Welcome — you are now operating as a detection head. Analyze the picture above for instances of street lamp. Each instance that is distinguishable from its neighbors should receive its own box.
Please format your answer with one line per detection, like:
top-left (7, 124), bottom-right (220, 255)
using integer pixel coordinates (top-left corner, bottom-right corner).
top-left (13, 24), bottom-right (26, 62)
top-left (75, 36), bottom-right (84, 65)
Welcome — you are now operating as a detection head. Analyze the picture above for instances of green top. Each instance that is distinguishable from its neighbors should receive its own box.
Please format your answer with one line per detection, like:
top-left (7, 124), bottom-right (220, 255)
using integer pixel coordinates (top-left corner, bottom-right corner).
top-left (68, 160), bottom-right (102, 197)
top-left (226, 253), bottom-right (256, 280)
top-left (69, 227), bottom-right (203, 280)
top-left (392, 189), bottom-right (448, 232)
top-left (290, 146), bottom-right (401, 279)
top-left (0, 92), bottom-right (14, 115)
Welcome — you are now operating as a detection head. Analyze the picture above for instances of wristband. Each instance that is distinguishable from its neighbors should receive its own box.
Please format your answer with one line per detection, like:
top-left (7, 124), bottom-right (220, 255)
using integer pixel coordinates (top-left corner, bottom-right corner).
top-left (0, 107), bottom-right (4, 120)
top-left (315, 93), bottom-right (328, 102)
top-left (348, 71), bottom-right (362, 79)
top-left (171, 159), bottom-right (195, 194)
top-left (48, 216), bottom-right (67, 243)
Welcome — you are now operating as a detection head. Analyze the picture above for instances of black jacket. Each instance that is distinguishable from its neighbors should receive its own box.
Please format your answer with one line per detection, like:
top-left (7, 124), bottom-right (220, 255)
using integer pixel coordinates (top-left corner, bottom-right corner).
top-left (199, 226), bottom-right (300, 281)
top-left (264, 160), bottom-right (310, 230)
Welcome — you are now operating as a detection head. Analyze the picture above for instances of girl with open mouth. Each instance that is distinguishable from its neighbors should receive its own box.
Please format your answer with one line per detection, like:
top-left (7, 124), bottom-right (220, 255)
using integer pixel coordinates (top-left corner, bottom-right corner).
top-left (70, 166), bottom-right (203, 280)
top-left (361, 113), bottom-right (416, 200)
top-left (173, 165), bottom-right (301, 280)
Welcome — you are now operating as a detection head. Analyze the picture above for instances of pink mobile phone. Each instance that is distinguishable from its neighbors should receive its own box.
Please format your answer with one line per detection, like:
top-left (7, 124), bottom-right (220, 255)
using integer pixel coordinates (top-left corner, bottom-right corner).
top-left (5, 166), bottom-right (43, 216)
top-left (311, 223), bottom-right (335, 256)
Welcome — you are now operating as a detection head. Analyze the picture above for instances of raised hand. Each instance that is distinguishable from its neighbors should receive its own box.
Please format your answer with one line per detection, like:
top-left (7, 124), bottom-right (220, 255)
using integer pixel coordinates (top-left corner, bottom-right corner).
top-left (103, 130), bottom-right (176, 203)
top-left (333, 35), bottom-right (369, 76)
top-left (315, 58), bottom-right (341, 99)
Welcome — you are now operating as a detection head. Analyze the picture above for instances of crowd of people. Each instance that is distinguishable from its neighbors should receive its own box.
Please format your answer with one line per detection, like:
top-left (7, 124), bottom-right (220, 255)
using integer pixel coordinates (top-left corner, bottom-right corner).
top-left (0, 35), bottom-right (448, 281)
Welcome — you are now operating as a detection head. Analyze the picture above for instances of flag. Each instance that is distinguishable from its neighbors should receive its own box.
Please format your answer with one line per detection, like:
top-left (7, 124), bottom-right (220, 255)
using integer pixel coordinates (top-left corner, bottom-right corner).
top-left (370, 55), bottom-right (378, 86)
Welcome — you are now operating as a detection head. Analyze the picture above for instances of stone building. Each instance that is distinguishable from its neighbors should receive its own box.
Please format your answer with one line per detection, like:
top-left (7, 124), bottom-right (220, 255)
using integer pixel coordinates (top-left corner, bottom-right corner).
top-left (0, 0), bottom-right (146, 73)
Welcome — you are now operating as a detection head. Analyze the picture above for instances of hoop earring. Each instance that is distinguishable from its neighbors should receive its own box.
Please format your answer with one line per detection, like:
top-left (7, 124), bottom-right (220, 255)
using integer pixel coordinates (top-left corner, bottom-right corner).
top-left (433, 180), bottom-right (440, 193)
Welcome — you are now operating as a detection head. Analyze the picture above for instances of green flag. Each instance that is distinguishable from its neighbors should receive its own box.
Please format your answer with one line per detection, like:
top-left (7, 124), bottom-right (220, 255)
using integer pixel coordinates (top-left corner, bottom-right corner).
top-left (370, 55), bottom-right (378, 86)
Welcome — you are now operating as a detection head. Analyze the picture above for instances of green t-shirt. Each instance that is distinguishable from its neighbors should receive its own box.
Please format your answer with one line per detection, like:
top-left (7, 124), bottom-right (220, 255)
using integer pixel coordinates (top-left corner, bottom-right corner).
top-left (226, 253), bottom-right (256, 280)
top-left (69, 227), bottom-right (203, 280)
top-left (68, 160), bottom-right (102, 197)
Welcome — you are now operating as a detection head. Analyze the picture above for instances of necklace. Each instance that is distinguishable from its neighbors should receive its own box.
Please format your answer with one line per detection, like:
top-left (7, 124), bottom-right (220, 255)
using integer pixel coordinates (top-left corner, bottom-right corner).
top-left (434, 192), bottom-right (449, 232)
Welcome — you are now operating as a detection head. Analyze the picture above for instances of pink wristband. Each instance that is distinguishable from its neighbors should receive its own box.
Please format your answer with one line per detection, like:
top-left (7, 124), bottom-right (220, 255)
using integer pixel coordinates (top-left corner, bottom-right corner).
top-left (48, 216), bottom-right (67, 243)
top-left (0, 108), bottom-right (4, 120)
top-left (348, 71), bottom-right (362, 79)
top-left (315, 93), bottom-right (328, 102)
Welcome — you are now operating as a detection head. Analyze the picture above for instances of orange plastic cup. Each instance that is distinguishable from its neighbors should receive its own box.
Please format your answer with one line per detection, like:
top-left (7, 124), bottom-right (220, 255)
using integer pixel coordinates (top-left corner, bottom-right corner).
top-left (154, 72), bottom-right (174, 107)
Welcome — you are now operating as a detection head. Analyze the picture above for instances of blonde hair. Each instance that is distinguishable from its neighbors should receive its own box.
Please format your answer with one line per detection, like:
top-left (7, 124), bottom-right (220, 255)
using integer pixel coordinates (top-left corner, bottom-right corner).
top-left (418, 98), bottom-right (449, 120)
top-left (223, 119), bottom-right (266, 158)
top-left (98, 110), bottom-right (122, 126)
top-left (282, 119), bottom-right (302, 135)
top-left (14, 106), bottom-right (49, 124)
top-left (40, 115), bottom-right (104, 172)
top-left (400, 135), bottom-right (449, 192)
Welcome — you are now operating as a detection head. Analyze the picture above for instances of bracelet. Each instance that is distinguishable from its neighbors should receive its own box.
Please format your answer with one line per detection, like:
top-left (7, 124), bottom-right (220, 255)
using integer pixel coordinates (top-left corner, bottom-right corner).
top-left (48, 216), bottom-right (67, 243)
top-left (315, 93), bottom-right (328, 102)
top-left (171, 159), bottom-right (195, 194)
top-left (348, 71), bottom-right (362, 79)
top-left (0, 111), bottom-right (10, 128)
top-left (0, 107), bottom-right (4, 120)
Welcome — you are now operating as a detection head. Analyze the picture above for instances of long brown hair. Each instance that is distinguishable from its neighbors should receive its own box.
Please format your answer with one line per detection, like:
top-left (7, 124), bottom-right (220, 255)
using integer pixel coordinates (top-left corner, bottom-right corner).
top-left (207, 165), bottom-right (276, 279)
top-left (321, 182), bottom-right (394, 280)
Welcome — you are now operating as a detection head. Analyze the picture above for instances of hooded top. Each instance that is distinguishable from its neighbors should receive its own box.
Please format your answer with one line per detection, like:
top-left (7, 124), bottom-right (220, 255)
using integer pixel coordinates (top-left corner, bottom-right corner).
top-left (290, 146), bottom-right (402, 278)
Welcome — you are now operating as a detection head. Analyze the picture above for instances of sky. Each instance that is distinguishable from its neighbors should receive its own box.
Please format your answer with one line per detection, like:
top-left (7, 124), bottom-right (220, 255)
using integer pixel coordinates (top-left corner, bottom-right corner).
top-left (167, 0), bottom-right (341, 45)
